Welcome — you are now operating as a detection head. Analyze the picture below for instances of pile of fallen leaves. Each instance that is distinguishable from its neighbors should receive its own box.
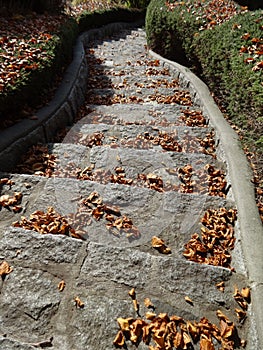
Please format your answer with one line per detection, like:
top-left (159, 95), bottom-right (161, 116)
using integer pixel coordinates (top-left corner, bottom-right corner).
top-left (15, 144), bottom-right (57, 176)
top-left (148, 91), bottom-right (193, 106)
top-left (165, 0), bottom-right (247, 31)
top-left (177, 163), bottom-right (228, 197)
top-left (85, 52), bottom-right (194, 106)
top-left (0, 260), bottom-right (13, 278)
top-left (113, 288), bottom-right (248, 349)
top-left (78, 131), bottom-right (105, 147)
top-left (179, 109), bottom-right (207, 127)
top-left (183, 207), bottom-right (237, 269)
top-left (240, 30), bottom-right (263, 72)
top-left (133, 131), bottom-right (183, 152)
top-left (0, 13), bottom-right (67, 94)
top-left (128, 130), bottom-right (216, 156)
top-left (12, 206), bottom-right (84, 240)
top-left (68, 191), bottom-right (141, 240)
top-left (0, 177), bottom-right (23, 213)
top-left (16, 146), bottom-right (228, 197)
top-left (134, 78), bottom-right (180, 89)
top-left (67, 0), bottom-right (113, 17)
top-left (64, 128), bottom-right (216, 157)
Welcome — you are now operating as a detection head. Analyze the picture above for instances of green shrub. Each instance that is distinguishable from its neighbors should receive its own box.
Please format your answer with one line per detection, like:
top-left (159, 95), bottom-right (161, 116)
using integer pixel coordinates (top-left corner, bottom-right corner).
top-left (146, 0), bottom-right (190, 64)
top-left (124, 0), bottom-right (151, 9)
top-left (146, 1), bottom-right (263, 153)
top-left (0, 0), bottom-right (66, 14)
top-left (0, 7), bottom-right (145, 121)
top-left (0, 17), bottom-right (78, 119)
top-left (192, 10), bottom-right (263, 150)
top-left (78, 7), bottom-right (145, 33)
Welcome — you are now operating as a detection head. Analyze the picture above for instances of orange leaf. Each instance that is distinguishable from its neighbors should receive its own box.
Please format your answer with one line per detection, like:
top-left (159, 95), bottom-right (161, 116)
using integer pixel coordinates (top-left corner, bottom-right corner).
top-left (0, 261), bottom-right (13, 277)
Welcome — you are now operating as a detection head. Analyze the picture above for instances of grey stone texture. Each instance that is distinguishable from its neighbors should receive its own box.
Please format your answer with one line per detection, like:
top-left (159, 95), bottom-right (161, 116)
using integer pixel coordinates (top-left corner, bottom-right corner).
top-left (0, 24), bottom-right (262, 349)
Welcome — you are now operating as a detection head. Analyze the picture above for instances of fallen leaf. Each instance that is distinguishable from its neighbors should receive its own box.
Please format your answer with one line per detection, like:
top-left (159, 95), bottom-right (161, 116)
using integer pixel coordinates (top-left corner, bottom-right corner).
top-left (184, 296), bottom-right (194, 305)
top-left (241, 287), bottom-right (250, 301)
top-left (235, 308), bottom-right (247, 323)
top-left (145, 311), bottom-right (156, 320)
top-left (74, 296), bottom-right (84, 308)
top-left (0, 260), bottom-right (13, 277)
top-left (151, 236), bottom-right (171, 254)
top-left (128, 288), bottom-right (136, 299)
top-left (144, 297), bottom-right (154, 309)
top-left (216, 281), bottom-right (225, 292)
top-left (133, 299), bottom-right (139, 313)
top-left (117, 317), bottom-right (131, 332)
top-left (58, 280), bottom-right (65, 292)
top-left (113, 330), bottom-right (125, 347)
top-left (200, 335), bottom-right (215, 350)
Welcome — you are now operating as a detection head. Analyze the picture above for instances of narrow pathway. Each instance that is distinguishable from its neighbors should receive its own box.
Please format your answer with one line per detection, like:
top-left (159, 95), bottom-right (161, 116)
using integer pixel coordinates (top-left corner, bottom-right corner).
top-left (0, 26), bottom-right (259, 349)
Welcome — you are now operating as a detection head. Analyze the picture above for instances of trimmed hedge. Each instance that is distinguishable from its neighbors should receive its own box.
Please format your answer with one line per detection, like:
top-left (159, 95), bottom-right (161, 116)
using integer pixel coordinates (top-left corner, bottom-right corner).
top-left (0, 0), bottom-right (66, 15)
top-left (146, 0), bottom-right (263, 152)
top-left (0, 7), bottom-right (145, 122)
top-left (78, 7), bottom-right (145, 33)
top-left (0, 17), bottom-right (79, 119)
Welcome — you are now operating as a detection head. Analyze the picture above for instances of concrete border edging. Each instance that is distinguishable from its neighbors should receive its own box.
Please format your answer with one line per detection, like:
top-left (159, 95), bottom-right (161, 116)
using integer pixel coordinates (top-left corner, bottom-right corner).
top-left (0, 20), bottom-right (143, 172)
top-left (149, 49), bottom-right (263, 347)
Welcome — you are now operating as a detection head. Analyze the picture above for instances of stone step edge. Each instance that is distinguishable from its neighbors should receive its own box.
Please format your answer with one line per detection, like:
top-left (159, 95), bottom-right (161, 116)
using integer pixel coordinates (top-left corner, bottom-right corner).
top-left (0, 21), bottom-right (143, 172)
top-left (148, 50), bottom-right (263, 346)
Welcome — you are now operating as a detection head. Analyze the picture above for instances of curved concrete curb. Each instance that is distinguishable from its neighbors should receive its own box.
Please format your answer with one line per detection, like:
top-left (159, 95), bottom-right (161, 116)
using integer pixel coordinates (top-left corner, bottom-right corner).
top-left (149, 49), bottom-right (263, 346)
top-left (0, 21), bottom-right (143, 172)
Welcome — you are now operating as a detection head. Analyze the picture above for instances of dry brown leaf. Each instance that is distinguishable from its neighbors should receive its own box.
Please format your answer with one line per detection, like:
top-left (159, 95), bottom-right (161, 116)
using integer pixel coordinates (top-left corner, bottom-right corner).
top-left (241, 287), bottom-right (251, 301)
top-left (152, 329), bottom-right (165, 348)
top-left (144, 297), bottom-right (154, 309)
top-left (216, 310), bottom-right (231, 324)
top-left (128, 288), bottom-right (136, 299)
top-left (145, 311), bottom-right (156, 320)
top-left (173, 331), bottom-right (183, 348)
top-left (58, 280), bottom-right (65, 292)
top-left (151, 236), bottom-right (171, 254)
top-left (182, 330), bottom-right (192, 347)
top-left (235, 308), bottom-right (247, 323)
top-left (132, 299), bottom-right (139, 313)
top-left (113, 330), bottom-right (125, 347)
top-left (216, 281), bottom-right (225, 292)
top-left (200, 335), bottom-right (215, 350)
top-left (0, 260), bottom-right (13, 277)
top-left (187, 321), bottom-right (199, 342)
top-left (130, 319), bottom-right (146, 344)
top-left (74, 296), bottom-right (84, 308)
top-left (233, 286), bottom-right (248, 310)
top-left (184, 296), bottom-right (193, 305)
top-left (117, 317), bottom-right (131, 332)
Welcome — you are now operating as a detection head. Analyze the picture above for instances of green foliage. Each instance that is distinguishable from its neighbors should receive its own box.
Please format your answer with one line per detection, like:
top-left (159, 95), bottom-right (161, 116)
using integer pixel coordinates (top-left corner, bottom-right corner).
top-left (124, 0), bottom-right (151, 9)
top-left (0, 17), bottom-right (78, 117)
top-left (145, 0), bottom-right (189, 64)
top-left (192, 10), bottom-right (263, 150)
top-left (78, 7), bottom-right (145, 32)
top-left (235, 0), bottom-right (262, 10)
top-left (0, 0), bottom-right (66, 14)
top-left (146, 1), bottom-right (263, 153)
top-left (0, 7), bottom-right (144, 119)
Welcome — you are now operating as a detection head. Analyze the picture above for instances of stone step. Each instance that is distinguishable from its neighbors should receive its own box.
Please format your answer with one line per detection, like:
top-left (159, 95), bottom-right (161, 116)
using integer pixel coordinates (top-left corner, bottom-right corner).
top-left (0, 227), bottom-right (247, 350)
top-left (76, 104), bottom-right (208, 128)
top-left (63, 121), bottom-right (215, 156)
top-left (0, 172), bottom-right (48, 231)
top-left (87, 74), bottom-right (181, 90)
top-left (14, 142), bottom-right (226, 197)
top-left (22, 177), bottom-right (231, 245)
top-left (85, 86), bottom-right (195, 107)
top-left (0, 24), bottom-right (257, 350)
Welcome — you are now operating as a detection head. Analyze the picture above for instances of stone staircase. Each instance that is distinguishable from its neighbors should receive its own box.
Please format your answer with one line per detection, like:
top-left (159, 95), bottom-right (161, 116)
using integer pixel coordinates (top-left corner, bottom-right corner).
top-left (0, 26), bottom-right (259, 349)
